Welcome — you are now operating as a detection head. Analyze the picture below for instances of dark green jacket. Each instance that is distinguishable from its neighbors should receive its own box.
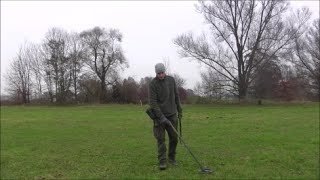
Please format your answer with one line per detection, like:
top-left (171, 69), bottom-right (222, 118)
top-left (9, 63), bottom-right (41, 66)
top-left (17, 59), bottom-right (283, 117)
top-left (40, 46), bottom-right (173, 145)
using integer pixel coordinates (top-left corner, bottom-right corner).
top-left (148, 75), bottom-right (182, 118)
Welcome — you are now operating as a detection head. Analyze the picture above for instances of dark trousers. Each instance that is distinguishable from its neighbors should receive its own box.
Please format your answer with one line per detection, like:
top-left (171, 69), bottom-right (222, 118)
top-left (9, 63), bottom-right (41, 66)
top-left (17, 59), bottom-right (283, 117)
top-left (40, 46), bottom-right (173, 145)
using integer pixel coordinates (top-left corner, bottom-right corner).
top-left (153, 114), bottom-right (178, 163)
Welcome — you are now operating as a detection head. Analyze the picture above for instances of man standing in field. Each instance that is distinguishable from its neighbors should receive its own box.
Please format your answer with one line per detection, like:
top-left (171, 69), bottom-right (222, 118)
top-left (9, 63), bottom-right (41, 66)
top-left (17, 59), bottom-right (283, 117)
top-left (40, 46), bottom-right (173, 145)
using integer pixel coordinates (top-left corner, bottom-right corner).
top-left (148, 63), bottom-right (183, 170)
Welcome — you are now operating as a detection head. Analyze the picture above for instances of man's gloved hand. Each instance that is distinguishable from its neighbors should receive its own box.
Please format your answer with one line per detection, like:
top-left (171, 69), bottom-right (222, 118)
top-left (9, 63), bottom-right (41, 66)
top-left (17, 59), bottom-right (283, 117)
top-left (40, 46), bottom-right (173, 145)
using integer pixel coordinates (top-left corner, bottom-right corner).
top-left (159, 116), bottom-right (171, 126)
top-left (178, 112), bottom-right (183, 119)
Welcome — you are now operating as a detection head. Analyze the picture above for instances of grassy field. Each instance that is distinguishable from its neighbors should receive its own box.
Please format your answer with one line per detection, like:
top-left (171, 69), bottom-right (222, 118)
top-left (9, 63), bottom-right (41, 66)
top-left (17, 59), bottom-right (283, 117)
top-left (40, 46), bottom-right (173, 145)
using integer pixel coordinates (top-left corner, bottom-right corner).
top-left (1, 104), bottom-right (319, 179)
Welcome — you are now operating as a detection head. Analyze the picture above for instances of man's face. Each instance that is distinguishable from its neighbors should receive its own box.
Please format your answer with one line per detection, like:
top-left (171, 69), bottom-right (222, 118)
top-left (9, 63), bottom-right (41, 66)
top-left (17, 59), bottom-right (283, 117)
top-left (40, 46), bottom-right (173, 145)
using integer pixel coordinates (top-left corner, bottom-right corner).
top-left (156, 72), bottom-right (166, 80)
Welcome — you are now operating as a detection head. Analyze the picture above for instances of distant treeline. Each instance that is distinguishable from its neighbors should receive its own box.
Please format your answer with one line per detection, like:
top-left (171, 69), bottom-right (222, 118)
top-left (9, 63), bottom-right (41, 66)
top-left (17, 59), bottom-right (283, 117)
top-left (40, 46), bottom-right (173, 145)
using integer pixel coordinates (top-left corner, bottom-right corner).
top-left (2, 0), bottom-right (319, 105)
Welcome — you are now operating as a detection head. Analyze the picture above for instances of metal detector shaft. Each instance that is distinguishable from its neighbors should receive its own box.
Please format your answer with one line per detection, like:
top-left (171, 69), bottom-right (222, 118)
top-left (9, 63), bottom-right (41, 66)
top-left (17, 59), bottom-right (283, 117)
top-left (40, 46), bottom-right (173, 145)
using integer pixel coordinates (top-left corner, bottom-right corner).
top-left (168, 122), bottom-right (205, 170)
top-left (179, 117), bottom-right (182, 144)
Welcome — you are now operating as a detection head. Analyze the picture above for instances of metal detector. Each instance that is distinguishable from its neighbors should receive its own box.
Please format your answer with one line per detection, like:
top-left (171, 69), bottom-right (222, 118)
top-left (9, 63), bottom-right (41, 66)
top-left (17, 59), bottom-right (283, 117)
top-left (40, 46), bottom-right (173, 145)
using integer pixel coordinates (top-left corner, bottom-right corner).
top-left (146, 108), bottom-right (212, 174)
top-left (168, 121), bottom-right (212, 174)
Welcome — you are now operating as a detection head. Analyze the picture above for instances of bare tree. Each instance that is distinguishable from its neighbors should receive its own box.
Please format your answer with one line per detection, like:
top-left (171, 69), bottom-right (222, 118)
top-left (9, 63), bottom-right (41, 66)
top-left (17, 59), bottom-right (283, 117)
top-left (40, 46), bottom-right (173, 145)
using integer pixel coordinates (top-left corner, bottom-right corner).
top-left (78, 74), bottom-right (101, 103)
top-left (28, 43), bottom-right (45, 101)
top-left (292, 18), bottom-right (320, 92)
top-left (42, 27), bottom-right (73, 103)
top-left (5, 44), bottom-right (33, 104)
top-left (69, 32), bottom-right (85, 102)
top-left (199, 68), bottom-right (232, 99)
top-left (252, 59), bottom-right (282, 99)
top-left (162, 57), bottom-right (172, 75)
top-left (138, 76), bottom-right (153, 104)
top-left (193, 82), bottom-right (205, 97)
top-left (161, 58), bottom-right (186, 88)
top-left (122, 77), bottom-right (139, 103)
top-left (173, 73), bottom-right (186, 88)
top-left (174, 0), bottom-right (311, 100)
top-left (80, 26), bottom-right (128, 103)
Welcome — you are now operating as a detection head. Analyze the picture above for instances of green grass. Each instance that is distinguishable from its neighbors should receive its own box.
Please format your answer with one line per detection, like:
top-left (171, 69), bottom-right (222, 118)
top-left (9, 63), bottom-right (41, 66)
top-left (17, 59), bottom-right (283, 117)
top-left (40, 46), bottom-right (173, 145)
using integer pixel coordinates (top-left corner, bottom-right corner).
top-left (1, 104), bottom-right (319, 179)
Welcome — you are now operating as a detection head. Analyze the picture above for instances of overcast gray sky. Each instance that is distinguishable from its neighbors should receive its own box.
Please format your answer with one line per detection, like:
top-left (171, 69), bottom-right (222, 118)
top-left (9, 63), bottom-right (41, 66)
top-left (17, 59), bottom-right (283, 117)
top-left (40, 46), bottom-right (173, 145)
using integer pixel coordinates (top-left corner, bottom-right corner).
top-left (1, 1), bottom-right (319, 95)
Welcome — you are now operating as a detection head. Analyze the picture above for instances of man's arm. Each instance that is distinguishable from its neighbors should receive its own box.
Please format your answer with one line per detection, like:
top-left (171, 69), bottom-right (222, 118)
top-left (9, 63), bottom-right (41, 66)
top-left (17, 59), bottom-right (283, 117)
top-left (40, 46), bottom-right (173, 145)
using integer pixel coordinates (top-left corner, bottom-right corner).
top-left (148, 82), bottom-right (170, 125)
top-left (148, 82), bottom-right (165, 119)
top-left (173, 78), bottom-right (182, 114)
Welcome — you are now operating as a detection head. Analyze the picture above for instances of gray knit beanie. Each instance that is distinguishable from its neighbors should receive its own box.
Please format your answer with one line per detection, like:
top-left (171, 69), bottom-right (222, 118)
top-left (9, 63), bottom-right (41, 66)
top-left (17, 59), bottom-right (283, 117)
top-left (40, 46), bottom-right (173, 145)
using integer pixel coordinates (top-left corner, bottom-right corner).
top-left (155, 63), bottom-right (166, 74)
